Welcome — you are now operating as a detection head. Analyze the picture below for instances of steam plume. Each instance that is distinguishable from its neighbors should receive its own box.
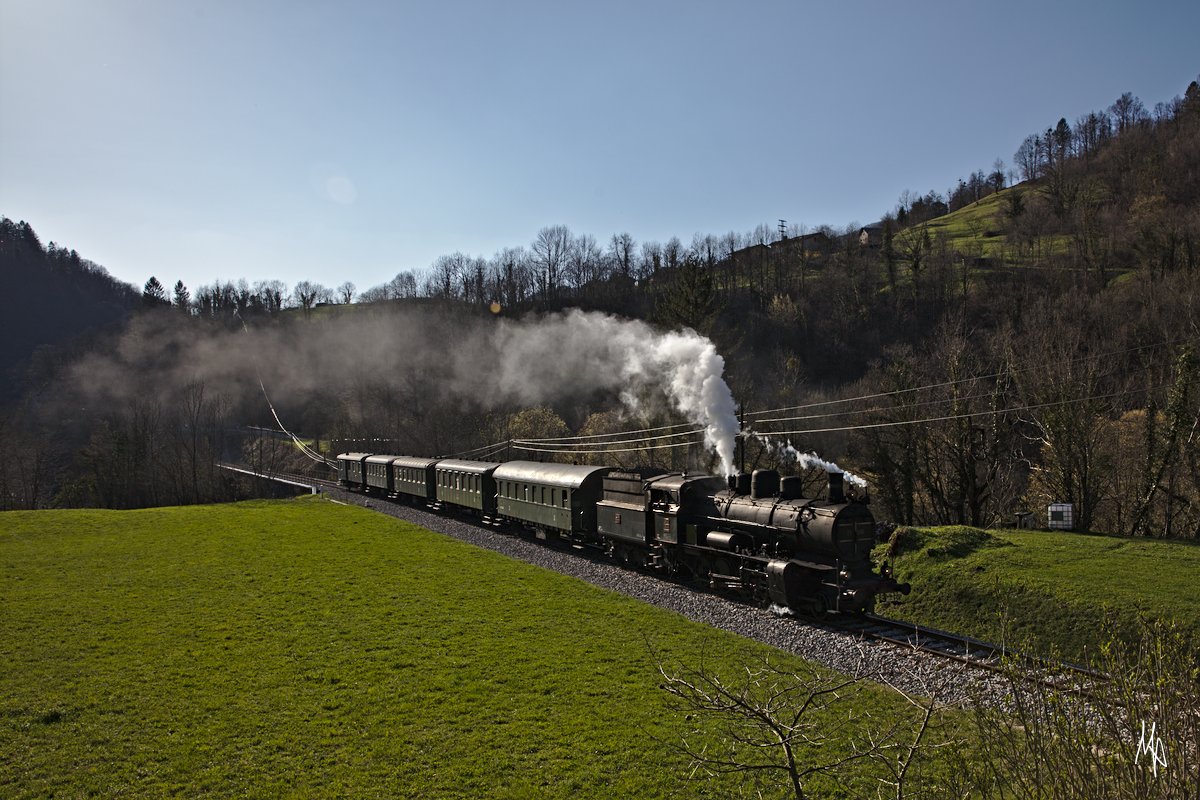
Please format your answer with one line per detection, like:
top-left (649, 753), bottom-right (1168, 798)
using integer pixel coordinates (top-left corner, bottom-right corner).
top-left (756, 434), bottom-right (868, 488)
top-left (483, 310), bottom-right (739, 475)
top-left (66, 307), bottom-right (742, 475)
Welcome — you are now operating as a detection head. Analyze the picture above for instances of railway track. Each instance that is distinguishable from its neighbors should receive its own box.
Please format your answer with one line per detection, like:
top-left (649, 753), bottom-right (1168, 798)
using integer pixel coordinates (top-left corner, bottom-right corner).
top-left (835, 614), bottom-right (1006, 669)
top-left (228, 464), bottom-right (1110, 697)
top-left (836, 613), bottom-right (1109, 696)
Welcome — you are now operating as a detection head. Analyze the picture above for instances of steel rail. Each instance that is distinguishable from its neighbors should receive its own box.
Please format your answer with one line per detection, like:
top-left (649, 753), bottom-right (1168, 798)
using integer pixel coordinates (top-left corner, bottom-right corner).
top-left (836, 613), bottom-right (1109, 696)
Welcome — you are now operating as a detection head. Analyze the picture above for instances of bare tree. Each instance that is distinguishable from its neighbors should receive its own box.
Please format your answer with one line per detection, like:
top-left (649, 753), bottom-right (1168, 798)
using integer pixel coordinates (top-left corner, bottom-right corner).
top-left (490, 247), bottom-right (532, 308)
top-left (337, 281), bottom-right (356, 304)
top-left (253, 279), bottom-right (287, 313)
top-left (663, 236), bottom-right (683, 270)
top-left (1110, 91), bottom-right (1148, 134)
top-left (389, 270), bottom-right (418, 299)
top-left (1128, 348), bottom-right (1199, 537)
top-left (1014, 307), bottom-right (1114, 533)
top-left (566, 233), bottom-right (604, 288)
top-left (895, 225), bottom-right (932, 301)
top-left (0, 410), bottom-right (54, 510)
top-left (531, 225), bottom-right (572, 299)
top-left (172, 380), bottom-right (228, 504)
top-left (638, 240), bottom-right (662, 280)
top-left (657, 650), bottom-right (943, 799)
top-left (959, 619), bottom-right (1200, 800)
top-left (608, 232), bottom-right (636, 279)
top-left (292, 281), bottom-right (324, 315)
top-left (1015, 133), bottom-right (1046, 182)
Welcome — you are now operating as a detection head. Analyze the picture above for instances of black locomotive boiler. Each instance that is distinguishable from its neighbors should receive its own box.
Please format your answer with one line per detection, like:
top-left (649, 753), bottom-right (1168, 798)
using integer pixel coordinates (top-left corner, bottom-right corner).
top-left (336, 453), bottom-right (909, 615)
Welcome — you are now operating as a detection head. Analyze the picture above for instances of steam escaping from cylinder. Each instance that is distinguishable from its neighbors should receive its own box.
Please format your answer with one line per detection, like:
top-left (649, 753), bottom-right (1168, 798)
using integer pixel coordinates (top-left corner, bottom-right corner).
top-left (756, 434), bottom-right (869, 489)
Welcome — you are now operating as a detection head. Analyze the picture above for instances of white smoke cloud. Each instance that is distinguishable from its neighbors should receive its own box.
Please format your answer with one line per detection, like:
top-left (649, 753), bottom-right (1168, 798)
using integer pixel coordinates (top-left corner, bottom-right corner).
top-left (68, 306), bottom-right (742, 475)
top-left (482, 310), bottom-right (740, 475)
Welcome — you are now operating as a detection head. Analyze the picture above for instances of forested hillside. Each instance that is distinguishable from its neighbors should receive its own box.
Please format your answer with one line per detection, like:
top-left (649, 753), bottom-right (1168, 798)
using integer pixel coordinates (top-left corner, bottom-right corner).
top-left (0, 218), bottom-right (139, 401)
top-left (3, 79), bottom-right (1198, 538)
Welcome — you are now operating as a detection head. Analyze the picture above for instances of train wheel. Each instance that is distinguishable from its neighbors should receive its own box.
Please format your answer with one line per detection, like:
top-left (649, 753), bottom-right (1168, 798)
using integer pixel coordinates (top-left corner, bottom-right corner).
top-left (804, 593), bottom-right (829, 617)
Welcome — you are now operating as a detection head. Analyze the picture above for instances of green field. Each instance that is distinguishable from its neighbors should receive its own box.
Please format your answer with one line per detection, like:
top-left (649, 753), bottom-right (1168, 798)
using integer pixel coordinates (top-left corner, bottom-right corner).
top-left (2, 498), bottom-right (936, 799)
top-left (879, 525), bottom-right (1200, 661)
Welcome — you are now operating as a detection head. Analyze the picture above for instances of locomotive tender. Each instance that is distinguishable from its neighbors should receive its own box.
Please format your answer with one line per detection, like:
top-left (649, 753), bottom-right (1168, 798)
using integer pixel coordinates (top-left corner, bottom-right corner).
top-left (336, 453), bottom-right (909, 614)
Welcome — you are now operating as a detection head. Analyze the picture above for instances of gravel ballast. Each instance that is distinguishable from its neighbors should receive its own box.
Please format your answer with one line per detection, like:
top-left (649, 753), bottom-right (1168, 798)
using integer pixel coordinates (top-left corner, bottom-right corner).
top-left (322, 486), bottom-right (1003, 705)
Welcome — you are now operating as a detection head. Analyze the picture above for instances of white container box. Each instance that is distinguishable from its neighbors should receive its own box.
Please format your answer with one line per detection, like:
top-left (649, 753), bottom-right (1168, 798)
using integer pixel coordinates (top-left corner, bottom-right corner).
top-left (1047, 503), bottom-right (1075, 530)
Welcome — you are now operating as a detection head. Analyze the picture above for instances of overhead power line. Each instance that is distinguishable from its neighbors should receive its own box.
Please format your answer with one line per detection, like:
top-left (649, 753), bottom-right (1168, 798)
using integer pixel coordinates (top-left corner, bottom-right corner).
top-left (512, 438), bottom-right (701, 456)
top-left (514, 419), bottom-right (698, 443)
top-left (745, 336), bottom-right (1196, 419)
top-left (513, 427), bottom-right (703, 448)
top-left (750, 353), bottom-right (1168, 426)
top-left (441, 440), bottom-right (512, 461)
top-left (516, 385), bottom-right (1159, 457)
top-left (749, 384), bottom-right (1162, 439)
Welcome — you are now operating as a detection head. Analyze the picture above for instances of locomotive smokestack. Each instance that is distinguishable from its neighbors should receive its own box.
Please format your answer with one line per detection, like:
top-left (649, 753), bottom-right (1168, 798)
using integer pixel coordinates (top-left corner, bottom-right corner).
top-left (751, 469), bottom-right (780, 500)
top-left (779, 476), bottom-right (801, 501)
top-left (827, 472), bottom-right (845, 504)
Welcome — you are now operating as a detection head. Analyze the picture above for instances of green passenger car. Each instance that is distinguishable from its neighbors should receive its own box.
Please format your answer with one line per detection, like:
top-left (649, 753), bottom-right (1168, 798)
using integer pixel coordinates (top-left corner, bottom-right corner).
top-left (364, 455), bottom-right (397, 493)
top-left (336, 452), bottom-right (372, 490)
top-left (493, 461), bottom-right (612, 536)
top-left (434, 459), bottom-right (501, 514)
top-left (389, 456), bottom-right (439, 500)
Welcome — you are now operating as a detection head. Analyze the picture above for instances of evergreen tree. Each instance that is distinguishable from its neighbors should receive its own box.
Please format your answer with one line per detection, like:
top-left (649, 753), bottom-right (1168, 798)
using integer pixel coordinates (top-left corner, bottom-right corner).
top-left (172, 280), bottom-right (190, 312)
top-left (142, 276), bottom-right (168, 306)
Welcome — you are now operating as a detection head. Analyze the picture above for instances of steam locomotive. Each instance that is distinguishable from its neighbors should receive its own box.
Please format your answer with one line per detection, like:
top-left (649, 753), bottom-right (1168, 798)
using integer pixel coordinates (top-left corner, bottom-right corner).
top-left (335, 454), bottom-right (910, 615)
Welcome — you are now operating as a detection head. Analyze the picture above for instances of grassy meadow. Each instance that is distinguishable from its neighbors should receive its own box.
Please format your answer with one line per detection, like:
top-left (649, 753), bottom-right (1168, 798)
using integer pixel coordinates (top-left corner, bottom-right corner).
top-left (911, 185), bottom-right (1074, 265)
top-left (2, 497), bottom-right (937, 799)
top-left (879, 525), bottom-right (1200, 661)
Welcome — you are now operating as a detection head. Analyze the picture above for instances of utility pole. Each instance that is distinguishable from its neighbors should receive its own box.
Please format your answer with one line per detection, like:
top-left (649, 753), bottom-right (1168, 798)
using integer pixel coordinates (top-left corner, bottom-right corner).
top-left (778, 219), bottom-right (787, 241)
top-left (738, 403), bottom-right (746, 475)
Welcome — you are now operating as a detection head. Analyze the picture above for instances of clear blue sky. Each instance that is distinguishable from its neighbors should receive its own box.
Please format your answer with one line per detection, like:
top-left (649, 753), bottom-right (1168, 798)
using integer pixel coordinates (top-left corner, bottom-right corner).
top-left (2, 0), bottom-right (1197, 295)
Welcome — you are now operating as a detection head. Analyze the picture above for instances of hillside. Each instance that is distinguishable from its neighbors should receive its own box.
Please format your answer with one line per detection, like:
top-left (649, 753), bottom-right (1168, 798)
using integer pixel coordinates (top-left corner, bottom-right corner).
top-left (0, 218), bottom-right (138, 402)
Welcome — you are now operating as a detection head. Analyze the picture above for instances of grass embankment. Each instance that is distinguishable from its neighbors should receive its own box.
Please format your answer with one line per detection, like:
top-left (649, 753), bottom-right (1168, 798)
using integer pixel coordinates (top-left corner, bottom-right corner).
top-left (2, 498), bottom-right (937, 799)
top-left (878, 525), bottom-right (1200, 661)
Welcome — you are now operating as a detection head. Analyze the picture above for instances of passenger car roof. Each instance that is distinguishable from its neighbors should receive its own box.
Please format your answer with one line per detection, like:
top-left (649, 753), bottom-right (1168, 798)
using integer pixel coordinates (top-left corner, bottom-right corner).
top-left (493, 461), bottom-right (611, 489)
top-left (435, 459), bottom-right (502, 474)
